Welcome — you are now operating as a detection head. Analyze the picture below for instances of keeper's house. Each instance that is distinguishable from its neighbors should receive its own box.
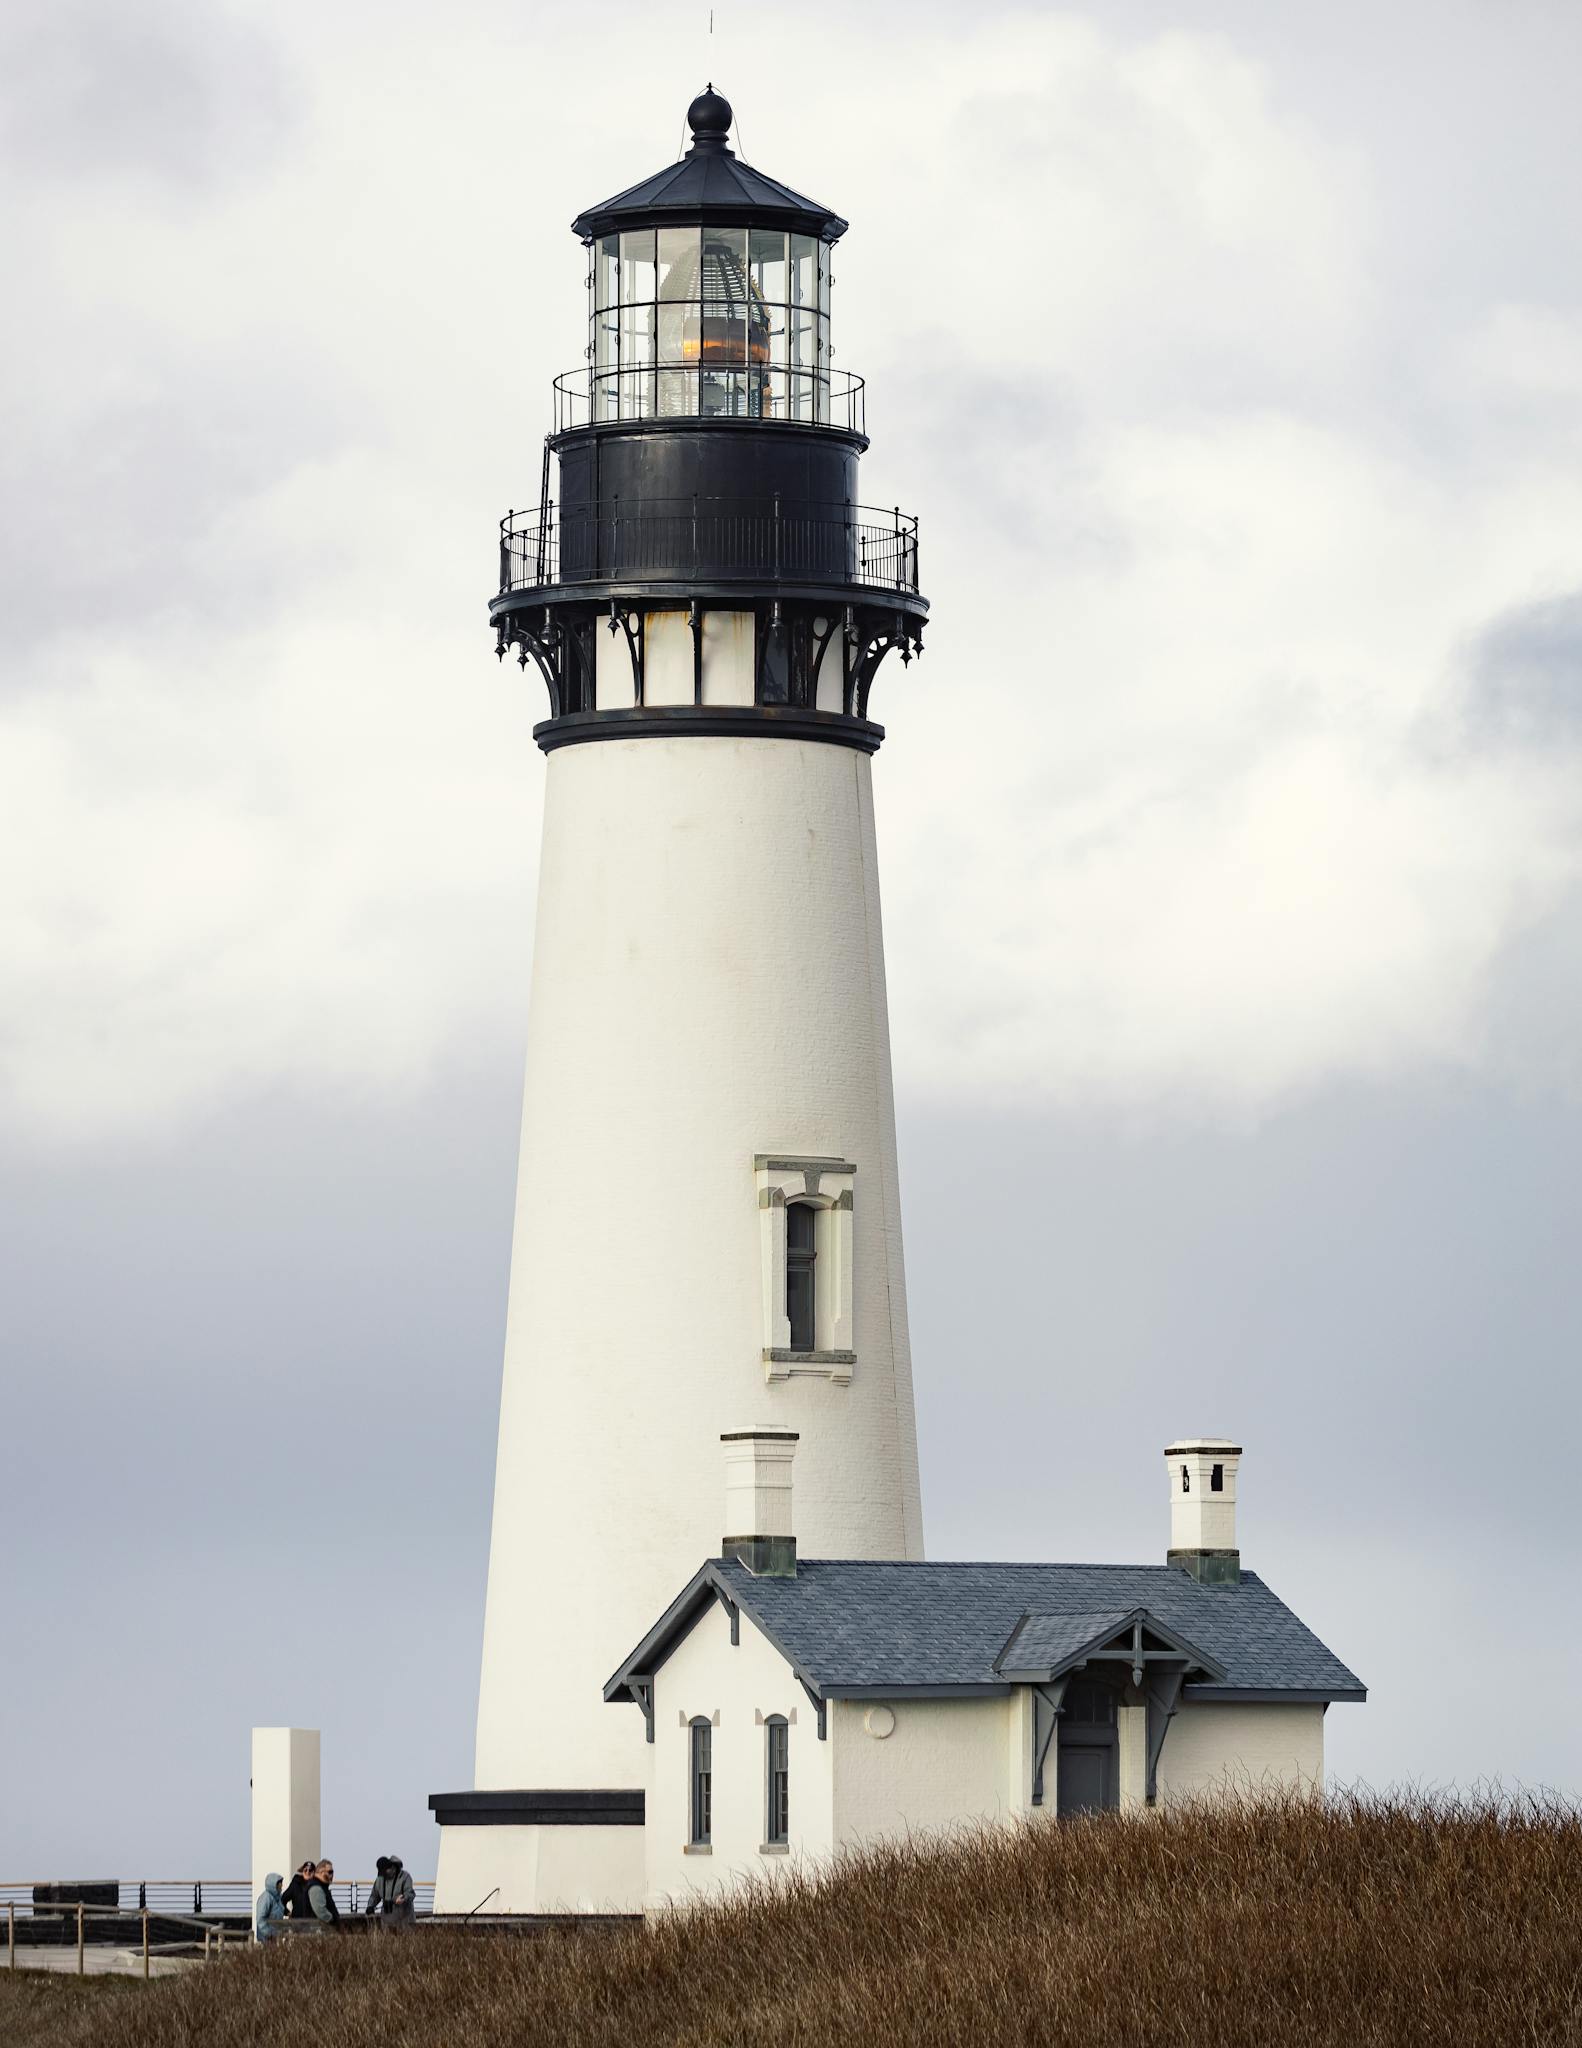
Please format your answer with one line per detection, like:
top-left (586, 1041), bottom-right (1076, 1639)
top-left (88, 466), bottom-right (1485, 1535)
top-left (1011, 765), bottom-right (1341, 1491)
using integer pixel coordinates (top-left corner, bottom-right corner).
top-left (606, 1430), bottom-right (1364, 1910)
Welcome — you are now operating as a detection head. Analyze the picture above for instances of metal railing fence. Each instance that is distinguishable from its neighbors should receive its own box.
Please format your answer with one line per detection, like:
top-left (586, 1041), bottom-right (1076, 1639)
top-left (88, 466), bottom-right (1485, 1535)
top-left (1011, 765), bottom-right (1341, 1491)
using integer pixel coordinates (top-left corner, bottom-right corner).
top-left (0, 1877), bottom-right (436, 1925)
top-left (3, 1898), bottom-right (240, 1979)
top-left (499, 495), bottom-right (919, 599)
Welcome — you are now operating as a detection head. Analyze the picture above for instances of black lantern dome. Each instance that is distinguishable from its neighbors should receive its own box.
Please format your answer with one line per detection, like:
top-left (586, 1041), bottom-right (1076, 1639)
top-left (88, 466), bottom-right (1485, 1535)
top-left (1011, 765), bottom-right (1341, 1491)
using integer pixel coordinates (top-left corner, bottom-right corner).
top-left (493, 92), bottom-right (925, 755)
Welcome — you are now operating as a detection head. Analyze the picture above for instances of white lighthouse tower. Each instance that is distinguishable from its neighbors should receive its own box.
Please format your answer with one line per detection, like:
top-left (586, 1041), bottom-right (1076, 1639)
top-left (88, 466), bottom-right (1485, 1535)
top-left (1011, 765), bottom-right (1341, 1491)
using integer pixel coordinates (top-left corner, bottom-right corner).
top-left (431, 89), bottom-right (928, 1915)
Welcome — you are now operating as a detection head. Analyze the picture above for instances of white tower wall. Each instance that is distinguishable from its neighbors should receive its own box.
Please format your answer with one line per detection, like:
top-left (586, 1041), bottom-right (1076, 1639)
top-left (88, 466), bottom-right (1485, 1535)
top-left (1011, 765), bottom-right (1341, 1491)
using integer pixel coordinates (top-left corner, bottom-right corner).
top-left (438, 729), bottom-right (924, 1909)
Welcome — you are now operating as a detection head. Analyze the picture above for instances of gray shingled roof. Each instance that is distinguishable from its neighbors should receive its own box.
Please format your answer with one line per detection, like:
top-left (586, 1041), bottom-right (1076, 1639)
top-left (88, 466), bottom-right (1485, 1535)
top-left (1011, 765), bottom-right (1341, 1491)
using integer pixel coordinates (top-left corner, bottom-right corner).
top-left (676, 1559), bottom-right (1364, 1701)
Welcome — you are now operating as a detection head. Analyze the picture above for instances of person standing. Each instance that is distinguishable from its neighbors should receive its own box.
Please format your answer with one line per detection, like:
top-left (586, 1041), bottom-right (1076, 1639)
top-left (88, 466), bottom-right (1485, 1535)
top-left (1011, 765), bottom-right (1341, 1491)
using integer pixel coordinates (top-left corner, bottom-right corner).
top-left (254, 1872), bottom-right (286, 1943)
top-left (364, 1854), bottom-right (416, 1926)
top-left (281, 1861), bottom-right (317, 1918)
top-left (306, 1859), bottom-right (341, 1927)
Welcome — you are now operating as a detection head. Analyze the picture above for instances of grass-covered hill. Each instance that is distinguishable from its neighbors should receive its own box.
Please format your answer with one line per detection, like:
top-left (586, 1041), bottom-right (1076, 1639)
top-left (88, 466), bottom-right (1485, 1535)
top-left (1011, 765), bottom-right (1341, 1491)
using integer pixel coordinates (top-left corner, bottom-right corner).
top-left (7, 1793), bottom-right (1581, 2047)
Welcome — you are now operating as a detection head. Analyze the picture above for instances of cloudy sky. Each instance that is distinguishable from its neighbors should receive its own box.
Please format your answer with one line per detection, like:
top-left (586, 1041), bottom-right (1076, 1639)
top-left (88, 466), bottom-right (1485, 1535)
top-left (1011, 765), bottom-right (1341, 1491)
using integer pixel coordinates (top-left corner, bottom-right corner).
top-left (5, 0), bottom-right (1581, 1878)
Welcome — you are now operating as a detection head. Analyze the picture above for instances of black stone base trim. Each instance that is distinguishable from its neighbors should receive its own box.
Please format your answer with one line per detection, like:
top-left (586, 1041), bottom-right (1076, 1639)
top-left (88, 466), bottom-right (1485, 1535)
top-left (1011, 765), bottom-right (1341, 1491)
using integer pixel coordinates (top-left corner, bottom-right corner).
top-left (535, 707), bottom-right (885, 755)
top-left (722, 1534), bottom-right (797, 1578)
top-left (429, 1789), bottom-right (645, 1828)
top-left (1167, 1548), bottom-right (1242, 1586)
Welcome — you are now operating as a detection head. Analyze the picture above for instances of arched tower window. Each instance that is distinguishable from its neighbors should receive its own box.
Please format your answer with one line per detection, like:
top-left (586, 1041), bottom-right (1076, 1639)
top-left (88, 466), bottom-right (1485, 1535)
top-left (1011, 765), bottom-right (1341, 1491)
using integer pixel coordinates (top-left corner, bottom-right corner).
top-left (785, 1201), bottom-right (816, 1351)
top-left (689, 1719), bottom-right (712, 1846)
top-left (764, 1715), bottom-right (790, 1845)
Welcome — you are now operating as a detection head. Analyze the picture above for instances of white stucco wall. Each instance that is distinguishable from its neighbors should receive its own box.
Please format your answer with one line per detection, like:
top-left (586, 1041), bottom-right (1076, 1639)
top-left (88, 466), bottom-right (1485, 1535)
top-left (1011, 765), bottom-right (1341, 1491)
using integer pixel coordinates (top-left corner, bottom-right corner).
top-left (459, 732), bottom-right (923, 1902)
top-left (644, 1596), bottom-right (833, 1910)
top-left (830, 1696), bottom-right (1013, 1850)
top-left (433, 1821), bottom-right (644, 1917)
top-left (1154, 1702), bottom-right (1325, 1803)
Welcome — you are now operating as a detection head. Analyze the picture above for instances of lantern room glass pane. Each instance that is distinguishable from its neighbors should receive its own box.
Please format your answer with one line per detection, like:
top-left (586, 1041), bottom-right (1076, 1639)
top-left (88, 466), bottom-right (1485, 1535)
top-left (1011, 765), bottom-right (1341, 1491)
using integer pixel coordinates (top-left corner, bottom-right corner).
top-left (701, 226), bottom-right (747, 304)
top-left (658, 226), bottom-right (699, 299)
top-left (750, 228), bottom-right (787, 304)
top-left (621, 302), bottom-right (655, 366)
top-left (620, 228), bottom-right (656, 305)
top-left (790, 234), bottom-right (816, 309)
top-left (596, 234), bottom-right (619, 312)
top-left (657, 300), bottom-right (687, 367)
top-left (818, 246), bottom-right (830, 316)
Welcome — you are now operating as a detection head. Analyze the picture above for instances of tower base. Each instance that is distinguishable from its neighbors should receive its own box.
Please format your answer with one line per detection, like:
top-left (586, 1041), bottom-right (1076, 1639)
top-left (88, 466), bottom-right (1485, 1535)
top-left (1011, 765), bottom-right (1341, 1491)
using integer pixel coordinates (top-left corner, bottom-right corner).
top-left (430, 1790), bottom-right (645, 1916)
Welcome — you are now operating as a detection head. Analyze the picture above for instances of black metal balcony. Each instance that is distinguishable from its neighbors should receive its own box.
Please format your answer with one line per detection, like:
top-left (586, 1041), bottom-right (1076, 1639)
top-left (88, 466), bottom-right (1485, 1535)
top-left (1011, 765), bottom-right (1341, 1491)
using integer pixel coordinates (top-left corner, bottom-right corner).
top-left (499, 495), bottom-right (919, 601)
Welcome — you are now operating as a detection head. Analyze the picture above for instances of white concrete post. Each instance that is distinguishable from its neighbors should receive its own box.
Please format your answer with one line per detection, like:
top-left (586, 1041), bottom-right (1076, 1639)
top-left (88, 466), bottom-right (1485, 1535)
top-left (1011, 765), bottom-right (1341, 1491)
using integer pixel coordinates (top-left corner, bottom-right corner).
top-left (250, 1727), bottom-right (320, 1932)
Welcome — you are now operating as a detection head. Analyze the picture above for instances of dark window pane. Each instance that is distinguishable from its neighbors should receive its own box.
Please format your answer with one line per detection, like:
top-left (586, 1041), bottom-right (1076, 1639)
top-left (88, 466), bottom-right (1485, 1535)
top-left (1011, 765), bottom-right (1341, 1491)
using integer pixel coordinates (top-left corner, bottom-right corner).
top-left (690, 1720), bottom-right (712, 1845)
top-left (786, 1267), bottom-right (814, 1351)
top-left (766, 1718), bottom-right (789, 1844)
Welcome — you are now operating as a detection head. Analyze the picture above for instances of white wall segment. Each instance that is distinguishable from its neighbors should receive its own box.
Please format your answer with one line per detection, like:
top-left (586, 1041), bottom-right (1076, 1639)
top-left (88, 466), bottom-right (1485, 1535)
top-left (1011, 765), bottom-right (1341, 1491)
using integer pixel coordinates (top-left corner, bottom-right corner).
top-left (434, 1822), bottom-right (644, 1917)
top-left (830, 1697), bottom-right (1012, 1848)
top-left (1154, 1702), bottom-right (1325, 1802)
top-left (643, 1597), bottom-right (834, 1909)
top-left (440, 733), bottom-right (924, 1911)
top-left (700, 611), bottom-right (754, 705)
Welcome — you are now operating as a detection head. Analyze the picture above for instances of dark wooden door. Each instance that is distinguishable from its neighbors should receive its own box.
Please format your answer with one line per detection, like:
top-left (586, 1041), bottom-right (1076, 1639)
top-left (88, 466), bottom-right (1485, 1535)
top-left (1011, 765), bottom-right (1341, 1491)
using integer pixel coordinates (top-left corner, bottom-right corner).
top-left (1057, 1678), bottom-right (1120, 1817)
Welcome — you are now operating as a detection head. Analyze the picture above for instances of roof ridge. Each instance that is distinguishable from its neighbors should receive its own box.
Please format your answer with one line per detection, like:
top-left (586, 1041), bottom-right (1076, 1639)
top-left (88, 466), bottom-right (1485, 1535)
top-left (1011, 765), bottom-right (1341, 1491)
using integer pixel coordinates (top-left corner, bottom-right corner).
top-left (781, 1558), bottom-right (1221, 1572)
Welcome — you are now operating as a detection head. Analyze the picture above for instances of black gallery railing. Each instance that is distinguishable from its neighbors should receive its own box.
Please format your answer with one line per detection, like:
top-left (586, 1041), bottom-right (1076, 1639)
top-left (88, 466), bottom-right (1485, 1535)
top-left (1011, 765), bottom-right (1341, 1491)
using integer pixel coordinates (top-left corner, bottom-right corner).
top-left (552, 366), bottom-right (866, 435)
top-left (500, 496), bottom-right (919, 598)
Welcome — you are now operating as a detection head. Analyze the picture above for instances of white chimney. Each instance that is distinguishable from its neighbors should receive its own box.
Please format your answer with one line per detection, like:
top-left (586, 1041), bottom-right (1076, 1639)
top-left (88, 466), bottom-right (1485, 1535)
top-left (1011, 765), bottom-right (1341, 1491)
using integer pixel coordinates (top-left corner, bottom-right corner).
top-left (721, 1428), bottom-right (799, 1577)
top-left (1166, 1438), bottom-right (1242, 1584)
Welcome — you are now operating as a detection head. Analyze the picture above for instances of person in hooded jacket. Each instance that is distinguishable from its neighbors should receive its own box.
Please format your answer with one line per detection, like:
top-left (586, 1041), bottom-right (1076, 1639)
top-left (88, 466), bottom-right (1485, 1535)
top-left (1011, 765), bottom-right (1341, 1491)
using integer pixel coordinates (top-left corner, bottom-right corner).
top-left (364, 1853), bottom-right (416, 1926)
top-left (255, 1872), bottom-right (286, 1943)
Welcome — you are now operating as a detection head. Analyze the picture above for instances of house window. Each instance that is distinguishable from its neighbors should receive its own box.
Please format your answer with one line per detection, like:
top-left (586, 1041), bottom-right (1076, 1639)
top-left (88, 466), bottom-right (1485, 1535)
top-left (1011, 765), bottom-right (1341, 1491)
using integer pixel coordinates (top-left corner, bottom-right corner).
top-left (785, 1202), bottom-right (816, 1352)
top-left (765, 1716), bottom-right (789, 1845)
top-left (689, 1719), bottom-right (712, 1846)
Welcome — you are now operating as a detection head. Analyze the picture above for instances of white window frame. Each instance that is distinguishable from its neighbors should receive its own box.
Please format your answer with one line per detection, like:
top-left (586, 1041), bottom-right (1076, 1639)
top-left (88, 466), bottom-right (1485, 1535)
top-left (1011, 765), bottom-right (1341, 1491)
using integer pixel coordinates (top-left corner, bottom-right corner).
top-left (754, 1154), bottom-right (855, 1384)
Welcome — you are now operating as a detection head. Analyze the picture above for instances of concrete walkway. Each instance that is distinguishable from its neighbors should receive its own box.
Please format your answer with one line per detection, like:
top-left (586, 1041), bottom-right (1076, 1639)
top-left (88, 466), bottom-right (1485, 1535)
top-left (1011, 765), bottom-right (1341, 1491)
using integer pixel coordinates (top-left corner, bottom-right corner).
top-left (7, 1946), bottom-right (205, 1978)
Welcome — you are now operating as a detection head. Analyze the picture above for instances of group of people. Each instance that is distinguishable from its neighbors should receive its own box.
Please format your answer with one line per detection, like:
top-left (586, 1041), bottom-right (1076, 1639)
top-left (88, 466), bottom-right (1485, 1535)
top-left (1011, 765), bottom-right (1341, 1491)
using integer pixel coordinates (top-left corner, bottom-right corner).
top-left (254, 1854), bottom-right (416, 1940)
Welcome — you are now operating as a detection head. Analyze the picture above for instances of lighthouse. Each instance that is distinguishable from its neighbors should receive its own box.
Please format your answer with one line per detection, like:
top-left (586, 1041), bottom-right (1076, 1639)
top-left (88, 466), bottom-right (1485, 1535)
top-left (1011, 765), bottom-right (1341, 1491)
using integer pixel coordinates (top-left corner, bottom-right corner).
top-left (430, 89), bottom-right (928, 1916)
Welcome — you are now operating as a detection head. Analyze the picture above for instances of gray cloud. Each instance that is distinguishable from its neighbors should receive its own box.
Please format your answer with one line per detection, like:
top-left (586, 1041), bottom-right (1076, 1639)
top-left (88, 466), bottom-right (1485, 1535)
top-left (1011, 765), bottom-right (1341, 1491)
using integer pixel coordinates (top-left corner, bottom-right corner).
top-left (1465, 588), bottom-right (1582, 748)
top-left (0, 0), bottom-right (294, 188)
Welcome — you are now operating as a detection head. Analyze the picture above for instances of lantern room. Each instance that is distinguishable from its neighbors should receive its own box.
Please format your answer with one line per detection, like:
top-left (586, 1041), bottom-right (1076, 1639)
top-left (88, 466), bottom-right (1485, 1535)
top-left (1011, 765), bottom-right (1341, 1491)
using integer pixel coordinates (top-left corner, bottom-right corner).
top-left (492, 87), bottom-right (927, 749)
top-left (570, 87), bottom-right (851, 428)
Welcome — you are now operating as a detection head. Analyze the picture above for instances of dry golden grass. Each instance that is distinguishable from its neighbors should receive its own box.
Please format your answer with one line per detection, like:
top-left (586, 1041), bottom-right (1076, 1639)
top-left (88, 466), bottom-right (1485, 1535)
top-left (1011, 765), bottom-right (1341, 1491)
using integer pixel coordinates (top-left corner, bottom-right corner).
top-left (8, 1792), bottom-right (1581, 2047)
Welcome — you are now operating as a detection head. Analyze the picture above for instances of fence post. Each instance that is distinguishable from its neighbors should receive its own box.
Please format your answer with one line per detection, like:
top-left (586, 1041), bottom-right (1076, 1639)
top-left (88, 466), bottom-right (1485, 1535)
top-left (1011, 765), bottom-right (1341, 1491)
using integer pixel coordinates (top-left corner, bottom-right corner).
top-left (142, 1911), bottom-right (149, 1981)
top-left (77, 1901), bottom-right (84, 1976)
top-left (8, 1900), bottom-right (13, 1972)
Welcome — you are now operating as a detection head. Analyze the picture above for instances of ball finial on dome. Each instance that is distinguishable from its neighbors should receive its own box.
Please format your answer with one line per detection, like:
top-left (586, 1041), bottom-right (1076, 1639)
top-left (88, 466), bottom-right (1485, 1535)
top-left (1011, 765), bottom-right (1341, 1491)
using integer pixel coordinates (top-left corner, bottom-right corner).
top-left (687, 85), bottom-right (733, 150)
